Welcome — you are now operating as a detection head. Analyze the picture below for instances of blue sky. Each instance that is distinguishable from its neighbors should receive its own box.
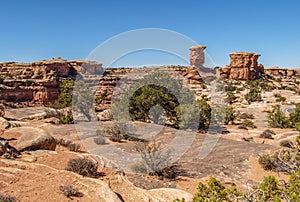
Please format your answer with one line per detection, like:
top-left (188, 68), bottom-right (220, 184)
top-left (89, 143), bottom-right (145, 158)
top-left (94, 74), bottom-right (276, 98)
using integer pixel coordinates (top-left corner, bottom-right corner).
top-left (0, 0), bottom-right (299, 68)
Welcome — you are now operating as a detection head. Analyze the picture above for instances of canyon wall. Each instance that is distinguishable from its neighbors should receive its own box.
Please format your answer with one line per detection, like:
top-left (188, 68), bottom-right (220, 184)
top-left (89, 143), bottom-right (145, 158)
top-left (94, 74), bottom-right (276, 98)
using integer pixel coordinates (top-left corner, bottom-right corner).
top-left (0, 58), bottom-right (103, 106)
top-left (1, 46), bottom-right (299, 111)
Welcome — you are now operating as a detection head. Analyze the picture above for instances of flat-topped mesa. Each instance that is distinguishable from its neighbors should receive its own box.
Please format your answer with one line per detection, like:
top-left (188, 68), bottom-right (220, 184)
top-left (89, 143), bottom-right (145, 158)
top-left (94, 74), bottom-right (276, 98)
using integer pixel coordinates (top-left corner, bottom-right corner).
top-left (189, 45), bottom-right (206, 68)
top-left (218, 52), bottom-right (264, 80)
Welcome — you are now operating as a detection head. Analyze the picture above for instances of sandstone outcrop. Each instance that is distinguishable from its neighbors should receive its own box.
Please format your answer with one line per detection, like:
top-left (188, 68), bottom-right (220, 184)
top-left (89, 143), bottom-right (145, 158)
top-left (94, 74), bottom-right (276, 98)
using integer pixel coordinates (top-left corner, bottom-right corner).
top-left (0, 117), bottom-right (10, 130)
top-left (190, 45), bottom-right (206, 68)
top-left (265, 66), bottom-right (299, 77)
top-left (182, 66), bottom-right (202, 84)
top-left (217, 52), bottom-right (264, 80)
top-left (7, 127), bottom-right (57, 151)
top-left (0, 58), bottom-right (103, 105)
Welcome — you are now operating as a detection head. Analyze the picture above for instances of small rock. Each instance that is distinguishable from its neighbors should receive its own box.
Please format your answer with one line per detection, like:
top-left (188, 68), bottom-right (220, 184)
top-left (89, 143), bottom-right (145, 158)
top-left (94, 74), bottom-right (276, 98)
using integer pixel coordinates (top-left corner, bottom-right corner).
top-left (44, 117), bottom-right (60, 125)
top-left (97, 109), bottom-right (112, 121)
top-left (0, 117), bottom-right (10, 130)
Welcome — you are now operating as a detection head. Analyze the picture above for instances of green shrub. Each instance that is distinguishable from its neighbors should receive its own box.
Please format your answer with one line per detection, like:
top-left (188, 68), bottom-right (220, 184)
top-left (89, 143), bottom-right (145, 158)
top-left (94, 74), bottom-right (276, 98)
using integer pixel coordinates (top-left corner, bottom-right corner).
top-left (224, 107), bottom-right (237, 125)
top-left (259, 135), bottom-right (300, 173)
top-left (225, 83), bottom-right (237, 92)
top-left (268, 105), bottom-right (292, 128)
top-left (226, 91), bottom-right (237, 104)
top-left (245, 86), bottom-right (262, 103)
top-left (65, 158), bottom-right (98, 177)
top-left (190, 176), bottom-right (240, 202)
top-left (274, 93), bottom-right (286, 102)
top-left (59, 113), bottom-right (74, 124)
top-left (54, 79), bottom-right (74, 109)
top-left (290, 103), bottom-right (300, 126)
top-left (296, 122), bottom-right (300, 132)
top-left (242, 119), bottom-right (256, 129)
top-left (175, 173), bottom-right (300, 202)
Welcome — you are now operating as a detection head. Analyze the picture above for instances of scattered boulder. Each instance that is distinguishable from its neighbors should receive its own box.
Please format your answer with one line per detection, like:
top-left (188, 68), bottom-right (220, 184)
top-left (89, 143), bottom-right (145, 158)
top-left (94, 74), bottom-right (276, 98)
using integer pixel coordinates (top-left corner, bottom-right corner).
top-left (259, 129), bottom-right (275, 139)
top-left (0, 117), bottom-right (10, 130)
top-left (44, 117), bottom-right (60, 125)
top-left (280, 140), bottom-right (294, 148)
top-left (6, 127), bottom-right (57, 151)
top-left (97, 109), bottom-right (112, 121)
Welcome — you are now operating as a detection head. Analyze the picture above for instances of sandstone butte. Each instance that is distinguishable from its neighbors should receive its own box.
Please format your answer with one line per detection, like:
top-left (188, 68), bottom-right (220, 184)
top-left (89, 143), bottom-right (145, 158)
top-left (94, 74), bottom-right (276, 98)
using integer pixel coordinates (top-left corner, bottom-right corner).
top-left (0, 46), bottom-right (299, 111)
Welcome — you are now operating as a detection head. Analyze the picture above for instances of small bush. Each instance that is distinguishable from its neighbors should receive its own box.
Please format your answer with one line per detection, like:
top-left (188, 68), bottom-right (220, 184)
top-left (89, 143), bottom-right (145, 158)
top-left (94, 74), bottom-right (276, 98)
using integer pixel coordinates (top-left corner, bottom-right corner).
top-left (65, 158), bottom-right (98, 177)
top-left (268, 105), bottom-right (292, 128)
top-left (259, 129), bottom-right (275, 139)
top-left (68, 143), bottom-right (80, 152)
top-left (225, 83), bottom-right (237, 92)
top-left (296, 122), bottom-right (300, 132)
top-left (242, 119), bottom-right (256, 129)
top-left (224, 107), bottom-right (237, 125)
top-left (134, 140), bottom-right (175, 179)
top-left (94, 136), bottom-right (106, 145)
top-left (226, 92), bottom-right (237, 104)
top-left (59, 185), bottom-right (83, 198)
top-left (245, 86), bottom-right (262, 103)
top-left (108, 125), bottom-right (123, 142)
top-left (0, 194), bottom-right (17, 202)
top-left (274, 93), bottom-right (287, 102)
top-left (258, 154), bottom-right (278, 171)
top-left (239, 112), bottom-right (254, 119)
top-left (59, 113), bottom-right (74, 124)
top-left (55, 138), bottom-right (72, 147)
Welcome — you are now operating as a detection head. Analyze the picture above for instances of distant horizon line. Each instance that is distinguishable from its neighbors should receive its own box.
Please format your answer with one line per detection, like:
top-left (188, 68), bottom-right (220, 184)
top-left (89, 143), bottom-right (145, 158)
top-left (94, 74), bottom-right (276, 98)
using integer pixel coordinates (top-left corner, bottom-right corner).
top-left (0, 57), bottom-right (299, 70)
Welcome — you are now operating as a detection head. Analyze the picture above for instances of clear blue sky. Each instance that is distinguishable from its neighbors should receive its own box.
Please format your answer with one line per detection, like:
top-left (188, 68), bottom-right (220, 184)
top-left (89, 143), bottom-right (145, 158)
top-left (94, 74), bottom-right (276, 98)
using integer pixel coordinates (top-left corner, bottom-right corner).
top-left (0, 0), bottom-right (299, 68)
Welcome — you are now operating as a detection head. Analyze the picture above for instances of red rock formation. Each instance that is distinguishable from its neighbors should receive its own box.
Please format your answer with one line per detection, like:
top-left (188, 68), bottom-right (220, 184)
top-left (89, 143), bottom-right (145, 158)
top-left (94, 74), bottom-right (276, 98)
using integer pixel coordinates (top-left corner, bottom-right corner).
top-left (190, 46), bottom-right (206, 68)
top-left (264, 67), bottom-right (299, 77)
top-left (182, 66), bottom-right (202, 84)
top-left (0, 58), bottom-right (103, 105)
top-left (217, 52), bottom-right (264, 80)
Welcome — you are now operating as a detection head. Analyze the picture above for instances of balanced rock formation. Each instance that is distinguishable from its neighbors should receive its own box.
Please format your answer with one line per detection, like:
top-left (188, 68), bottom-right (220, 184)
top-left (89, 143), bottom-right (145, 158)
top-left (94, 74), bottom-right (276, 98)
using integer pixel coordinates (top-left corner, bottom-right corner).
top-left (190, 45), bottom-right (206, 68)
top-left (217, 52), bottom-right (264, 80)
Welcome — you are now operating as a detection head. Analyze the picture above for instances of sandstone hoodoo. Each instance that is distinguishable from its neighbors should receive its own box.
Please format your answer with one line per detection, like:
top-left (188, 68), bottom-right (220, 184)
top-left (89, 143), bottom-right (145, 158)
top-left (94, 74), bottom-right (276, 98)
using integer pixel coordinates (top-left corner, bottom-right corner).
top-left (217, 52), bottom-right (264, 80)
top-left (189, 45), bottom-right (206, 68)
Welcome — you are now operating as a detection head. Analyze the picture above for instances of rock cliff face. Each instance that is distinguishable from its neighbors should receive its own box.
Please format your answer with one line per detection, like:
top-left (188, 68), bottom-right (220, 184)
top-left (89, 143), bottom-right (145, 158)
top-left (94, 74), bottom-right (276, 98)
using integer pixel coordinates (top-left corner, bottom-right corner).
top-left (217, 52), bottom-right (299, 80)
top-left (264, 67), bottom-right (300, 77)
top-left (217, 52), bottom-right (264, 80)
top-left (0, 58), bottom-right (103, 106)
